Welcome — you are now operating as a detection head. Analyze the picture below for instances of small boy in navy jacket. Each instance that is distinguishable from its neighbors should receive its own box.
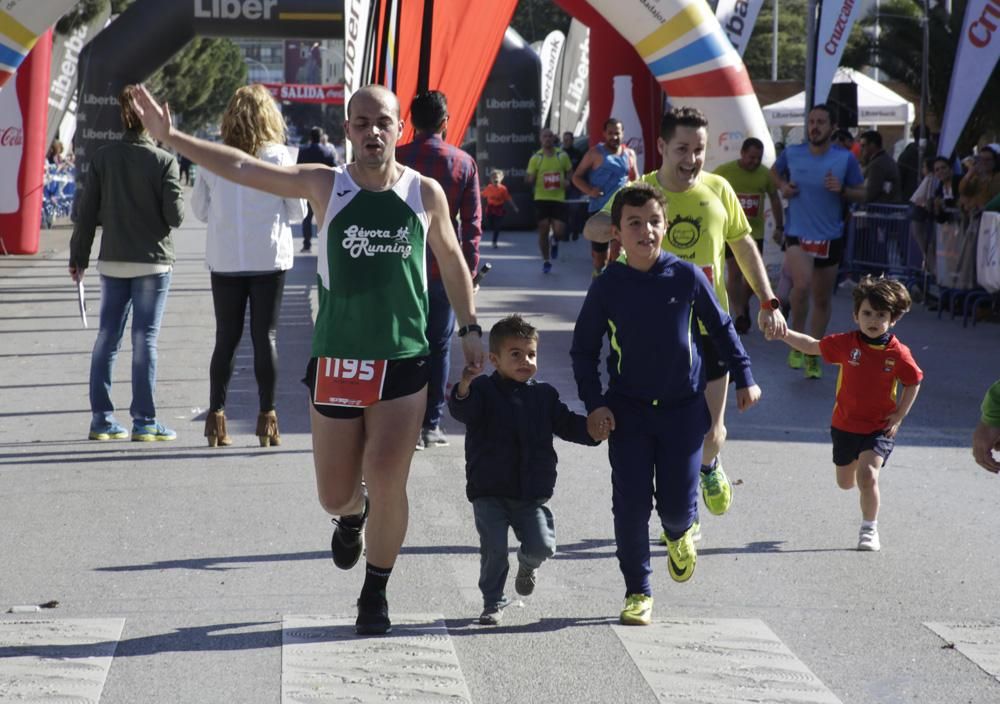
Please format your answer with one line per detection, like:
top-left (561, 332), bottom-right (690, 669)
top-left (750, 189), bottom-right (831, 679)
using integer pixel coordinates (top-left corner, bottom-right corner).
top-left (449, 315), bottom-right (600, 625)
top-left (571, 183), bottom-right (761, 626)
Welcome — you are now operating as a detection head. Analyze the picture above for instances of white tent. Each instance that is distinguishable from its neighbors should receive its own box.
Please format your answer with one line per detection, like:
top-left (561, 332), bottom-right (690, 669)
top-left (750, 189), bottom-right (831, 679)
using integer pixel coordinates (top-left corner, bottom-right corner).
top-left (761, 68), bottom-right (916, 127)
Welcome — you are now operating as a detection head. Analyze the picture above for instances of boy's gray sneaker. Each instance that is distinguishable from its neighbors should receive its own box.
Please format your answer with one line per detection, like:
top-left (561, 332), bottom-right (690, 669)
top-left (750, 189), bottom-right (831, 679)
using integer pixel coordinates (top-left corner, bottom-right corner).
top-left (479, 604), bottom-right (503, 625)
top-left (514, 564), bottom-right (536, 596)
top-left (478, 597), bottom-right (509, 625)
top-left (421, 426), bottom-right (449, 447)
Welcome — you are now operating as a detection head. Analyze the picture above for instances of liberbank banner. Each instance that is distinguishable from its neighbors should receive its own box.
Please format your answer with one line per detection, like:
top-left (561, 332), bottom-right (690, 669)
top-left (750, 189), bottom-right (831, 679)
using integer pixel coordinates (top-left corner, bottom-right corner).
top-left (937, 0), bottom-right (1000, 158)
top-left (716, 0), bottom-right (766, 57)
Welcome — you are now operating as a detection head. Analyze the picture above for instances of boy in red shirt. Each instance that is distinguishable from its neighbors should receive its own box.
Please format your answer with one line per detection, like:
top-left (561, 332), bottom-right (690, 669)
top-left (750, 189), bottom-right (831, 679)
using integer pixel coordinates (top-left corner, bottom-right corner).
top-left (769, 276), bottom-right (922, 551)
top-left (482, 169), bottom-right (519, 248)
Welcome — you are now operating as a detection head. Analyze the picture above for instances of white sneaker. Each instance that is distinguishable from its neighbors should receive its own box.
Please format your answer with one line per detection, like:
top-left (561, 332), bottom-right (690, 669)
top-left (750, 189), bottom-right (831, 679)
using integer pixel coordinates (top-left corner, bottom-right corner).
top-left (858, 525), bottom-right (881, 552)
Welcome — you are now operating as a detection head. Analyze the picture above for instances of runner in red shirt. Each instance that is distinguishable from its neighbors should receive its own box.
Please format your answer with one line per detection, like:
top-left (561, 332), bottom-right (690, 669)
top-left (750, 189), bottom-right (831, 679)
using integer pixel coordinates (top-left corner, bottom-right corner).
top-left (768, 276), bottom-right (922, 552)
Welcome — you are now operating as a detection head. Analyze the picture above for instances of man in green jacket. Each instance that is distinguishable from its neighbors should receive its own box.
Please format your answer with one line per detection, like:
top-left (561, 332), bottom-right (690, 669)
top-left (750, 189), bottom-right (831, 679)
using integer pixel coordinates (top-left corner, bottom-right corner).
top-left (974, 380), bottom-right (1000, 473)
top-left (69, 84), bottom-right (184, 442)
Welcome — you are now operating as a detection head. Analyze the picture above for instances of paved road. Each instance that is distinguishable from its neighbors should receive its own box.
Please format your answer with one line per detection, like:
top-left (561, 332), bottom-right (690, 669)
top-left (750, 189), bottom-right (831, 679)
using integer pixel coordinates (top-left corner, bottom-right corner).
top-left (1, 208), bottom-right (999, 704)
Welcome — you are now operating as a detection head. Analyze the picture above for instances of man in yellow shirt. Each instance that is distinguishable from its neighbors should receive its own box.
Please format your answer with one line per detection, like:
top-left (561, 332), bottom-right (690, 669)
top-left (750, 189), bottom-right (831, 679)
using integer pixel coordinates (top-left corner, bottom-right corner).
top-left (526, 128), bottom-right (573, 273)
top-left (584, 107), bottom-right (786, 525)
top-left (714, 138), bottom-right (784, 333)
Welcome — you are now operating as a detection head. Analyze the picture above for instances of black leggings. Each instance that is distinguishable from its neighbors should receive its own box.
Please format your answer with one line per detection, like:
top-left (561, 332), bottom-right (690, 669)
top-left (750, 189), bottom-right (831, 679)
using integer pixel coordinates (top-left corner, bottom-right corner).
top-left (209, 271), bottom-right (286, 413)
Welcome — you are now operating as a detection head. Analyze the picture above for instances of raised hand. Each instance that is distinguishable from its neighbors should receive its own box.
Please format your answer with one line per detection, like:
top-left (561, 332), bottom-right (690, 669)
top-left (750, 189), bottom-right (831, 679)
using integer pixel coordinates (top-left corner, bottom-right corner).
top-left (132, 85), bottom-right (173, 144)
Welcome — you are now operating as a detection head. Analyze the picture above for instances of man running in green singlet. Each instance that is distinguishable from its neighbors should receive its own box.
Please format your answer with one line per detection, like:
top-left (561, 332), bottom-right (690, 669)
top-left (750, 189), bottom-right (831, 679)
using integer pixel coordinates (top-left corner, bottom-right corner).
top-left (134, 84), bottom-right (484, 636)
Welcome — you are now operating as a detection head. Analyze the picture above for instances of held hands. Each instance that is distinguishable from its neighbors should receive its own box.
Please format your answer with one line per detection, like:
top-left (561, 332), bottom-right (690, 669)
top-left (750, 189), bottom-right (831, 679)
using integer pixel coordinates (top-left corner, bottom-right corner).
top-left (459, 331), bottom-right (485, 381)
top-left (587, 406), bottom-right (615, 442)
top-left (972, 422), bottom-right (1000, 473)
top-left (68, 266), bottom-right (84, 283)
top-left (757, 307), bottom-right (787, 340)
top-left (454, 364), bottom-right (482, 399)
top-left (735, 384), bottom-right (761, 412)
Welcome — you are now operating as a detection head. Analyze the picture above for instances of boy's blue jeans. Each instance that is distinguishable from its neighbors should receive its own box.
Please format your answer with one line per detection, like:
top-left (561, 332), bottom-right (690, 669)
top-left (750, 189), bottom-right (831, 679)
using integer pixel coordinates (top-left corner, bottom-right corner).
top-left (89, 272), bottom-right (171, 428)
top-left (472, 496), bottom-right (556, 608)
top-left (607, 392), bottom-right (710, 597)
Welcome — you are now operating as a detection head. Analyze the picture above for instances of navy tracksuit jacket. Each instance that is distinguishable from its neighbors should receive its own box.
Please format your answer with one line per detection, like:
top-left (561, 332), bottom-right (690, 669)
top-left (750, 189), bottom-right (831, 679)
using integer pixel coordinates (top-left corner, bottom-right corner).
top-left (570, 251), bottom-right (755, 596)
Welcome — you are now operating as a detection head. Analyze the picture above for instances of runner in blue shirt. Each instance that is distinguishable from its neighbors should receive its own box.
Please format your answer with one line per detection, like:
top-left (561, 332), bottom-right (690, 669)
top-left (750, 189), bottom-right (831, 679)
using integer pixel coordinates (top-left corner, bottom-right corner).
top-left (771, 104), bottom-right (865, 379)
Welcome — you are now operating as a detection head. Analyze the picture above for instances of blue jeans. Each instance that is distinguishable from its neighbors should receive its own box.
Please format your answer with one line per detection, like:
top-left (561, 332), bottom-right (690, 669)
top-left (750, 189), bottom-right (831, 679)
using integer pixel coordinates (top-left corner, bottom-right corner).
top-left (89, 272), bottom-right (171, 427)
top-left (423, 278), bottom-right (455, 430)
top-left (472, 496), bottom-right (556, 607)
top-left (607, 393), bottom-right (710, 597)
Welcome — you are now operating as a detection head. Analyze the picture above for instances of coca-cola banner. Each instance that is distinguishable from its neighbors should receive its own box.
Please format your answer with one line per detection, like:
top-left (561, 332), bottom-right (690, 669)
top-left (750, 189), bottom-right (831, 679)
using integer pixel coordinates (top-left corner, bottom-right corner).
top-left (0, 0), bottom-right (77, 89)
top-left (716, 0), bottom-right (766, 57)
top-left (553, 18), bottom-right (589, 137)
top-left (937, 0), bottom-right (1000, 159)
top-left (814, 0), bottom-right (865, 104)
top-left (0, 32), bottom-right (51, 254)
top-left (262, 82), bottom-right (345, 104)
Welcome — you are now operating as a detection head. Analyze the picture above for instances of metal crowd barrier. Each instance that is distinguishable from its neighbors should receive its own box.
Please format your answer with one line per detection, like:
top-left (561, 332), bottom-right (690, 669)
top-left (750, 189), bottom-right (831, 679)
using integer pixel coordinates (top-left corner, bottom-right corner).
top-left (843, 204), bottom-right (924, 281)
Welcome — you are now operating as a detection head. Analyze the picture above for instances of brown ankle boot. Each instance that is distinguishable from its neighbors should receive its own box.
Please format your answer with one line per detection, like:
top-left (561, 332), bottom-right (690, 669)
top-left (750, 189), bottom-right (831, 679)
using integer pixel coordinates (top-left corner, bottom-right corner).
top-left (205, 410), bottom-right (232, 447)
top-left (256, 410), bottom-right (280, 447)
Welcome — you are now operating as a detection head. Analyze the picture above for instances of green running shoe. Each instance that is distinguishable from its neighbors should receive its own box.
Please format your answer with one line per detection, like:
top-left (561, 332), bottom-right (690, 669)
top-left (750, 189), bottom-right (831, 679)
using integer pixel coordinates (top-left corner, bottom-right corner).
top-left (659, 520), bottom-right (700, 546)
top-left (666, 526), bottom-right (697, 583)
top-left (89, 422), bottom-right (129, 441)
top-left (787, 349), bottom-right (804, 369)
top-left (131, 422), bottom-right (177, 442)
top-left (620, 594), bottom-right (653, 625)
top-left (701, 463), bottom-right (733, 516)
top-left (804, 354), bottom-right (823, 379)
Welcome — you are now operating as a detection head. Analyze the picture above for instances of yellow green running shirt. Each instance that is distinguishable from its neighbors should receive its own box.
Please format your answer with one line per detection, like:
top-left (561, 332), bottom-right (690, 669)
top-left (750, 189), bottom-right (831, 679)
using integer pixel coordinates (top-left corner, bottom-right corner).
top-left (602, 171), bottom-right (751, 315)
top-left (314, 166), bottom-right (429, 360)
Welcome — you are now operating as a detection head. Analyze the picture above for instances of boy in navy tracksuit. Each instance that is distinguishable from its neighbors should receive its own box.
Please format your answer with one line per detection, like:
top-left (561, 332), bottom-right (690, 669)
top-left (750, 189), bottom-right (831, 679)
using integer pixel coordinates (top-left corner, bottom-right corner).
top-left (571, 183), bottom-right (761, 626)
top-left (449, 315), bottom-right (600, 625)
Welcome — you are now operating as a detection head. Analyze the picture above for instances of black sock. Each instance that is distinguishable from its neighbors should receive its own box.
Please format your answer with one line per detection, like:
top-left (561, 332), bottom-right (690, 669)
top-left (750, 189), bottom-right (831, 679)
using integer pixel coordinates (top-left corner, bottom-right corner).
top-left (360, 562), bottom-right (392, 606)
top-left (700, 457), bottom-right (718, 474)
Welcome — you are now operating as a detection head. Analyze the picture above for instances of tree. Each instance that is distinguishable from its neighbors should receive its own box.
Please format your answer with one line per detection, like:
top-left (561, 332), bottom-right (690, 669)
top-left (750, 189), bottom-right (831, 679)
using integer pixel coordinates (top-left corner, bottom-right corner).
top-left (843, 0), bottom-right (999, 155)
top-left (146, 38), bottom-right (247, 133)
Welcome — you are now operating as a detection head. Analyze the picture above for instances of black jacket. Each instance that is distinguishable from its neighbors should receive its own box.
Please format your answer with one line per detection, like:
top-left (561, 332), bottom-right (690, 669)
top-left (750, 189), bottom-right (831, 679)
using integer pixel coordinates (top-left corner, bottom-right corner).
top-left (448, 372), bottom-right (598, 501)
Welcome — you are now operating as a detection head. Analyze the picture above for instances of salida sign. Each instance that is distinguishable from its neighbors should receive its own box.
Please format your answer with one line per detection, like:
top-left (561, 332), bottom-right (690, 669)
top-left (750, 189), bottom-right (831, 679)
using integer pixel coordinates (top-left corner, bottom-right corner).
top-left (262, 82), bottom-right (344, 104)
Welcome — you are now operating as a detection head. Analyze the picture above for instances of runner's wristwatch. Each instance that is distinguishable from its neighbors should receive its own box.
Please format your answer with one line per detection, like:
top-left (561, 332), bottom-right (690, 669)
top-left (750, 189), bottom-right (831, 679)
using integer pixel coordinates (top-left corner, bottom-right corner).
top-left (457, 324), bottom-right (483, 337)
top-left (760, 297), bottom-right (781, 311)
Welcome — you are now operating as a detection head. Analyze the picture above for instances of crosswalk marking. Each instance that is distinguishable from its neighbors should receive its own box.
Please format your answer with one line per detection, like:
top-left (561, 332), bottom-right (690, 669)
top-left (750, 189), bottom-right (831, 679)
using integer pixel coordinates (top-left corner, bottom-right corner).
top-left (281, 614), bottom-right (472, 703)
top-left (925, 621), bottom-right (1000, 681)
top-left (0, 618), bottom-right (124, 703)
top-left (612, 618), bottom-right (843, 704)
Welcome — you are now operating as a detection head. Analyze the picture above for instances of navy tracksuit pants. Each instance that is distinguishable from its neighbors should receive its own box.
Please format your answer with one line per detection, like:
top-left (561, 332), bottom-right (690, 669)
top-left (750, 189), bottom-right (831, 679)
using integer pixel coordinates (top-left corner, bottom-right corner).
top-left (607, 392), bottom-right (711, 597)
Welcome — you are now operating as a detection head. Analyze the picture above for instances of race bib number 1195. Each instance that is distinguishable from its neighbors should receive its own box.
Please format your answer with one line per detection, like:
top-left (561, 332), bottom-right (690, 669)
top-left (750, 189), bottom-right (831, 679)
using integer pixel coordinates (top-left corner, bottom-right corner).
top-left (314, 357), bottom-right (388, 408)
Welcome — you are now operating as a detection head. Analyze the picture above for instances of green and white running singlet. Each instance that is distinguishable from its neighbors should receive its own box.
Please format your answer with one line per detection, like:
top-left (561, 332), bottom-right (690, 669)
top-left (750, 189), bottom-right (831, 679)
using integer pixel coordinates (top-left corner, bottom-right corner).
top-left (313, 166), bottom-right (430, 360)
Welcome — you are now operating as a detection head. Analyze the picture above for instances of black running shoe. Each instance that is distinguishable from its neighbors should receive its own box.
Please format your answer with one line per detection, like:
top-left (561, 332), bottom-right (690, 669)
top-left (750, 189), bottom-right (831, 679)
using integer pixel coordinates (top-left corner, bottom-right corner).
top-left (330, 493), bottom-right (368, 570)
top-left (356, 597), bottom-right (391, 635)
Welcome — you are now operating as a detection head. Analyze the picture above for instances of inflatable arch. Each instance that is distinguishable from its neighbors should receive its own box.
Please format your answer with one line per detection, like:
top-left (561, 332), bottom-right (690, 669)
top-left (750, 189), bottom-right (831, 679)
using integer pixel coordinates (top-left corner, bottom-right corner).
top-left (74, 0), bottom-right (343, 186)
top-left (5, 0), bottom-right (772, 252)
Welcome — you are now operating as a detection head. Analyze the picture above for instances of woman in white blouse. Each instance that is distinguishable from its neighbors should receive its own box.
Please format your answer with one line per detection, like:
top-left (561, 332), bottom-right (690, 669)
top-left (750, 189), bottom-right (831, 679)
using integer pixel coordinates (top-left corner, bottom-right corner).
top-left (192, 85), bottom-right (306, 447)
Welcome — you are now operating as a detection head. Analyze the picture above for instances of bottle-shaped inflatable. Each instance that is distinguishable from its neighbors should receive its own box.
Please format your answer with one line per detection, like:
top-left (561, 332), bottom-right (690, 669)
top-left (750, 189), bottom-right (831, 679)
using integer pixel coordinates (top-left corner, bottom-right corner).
top-left (0, 84), bottom-right (24, 214)
top-left (610, 75), bottom-right (643, 172)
